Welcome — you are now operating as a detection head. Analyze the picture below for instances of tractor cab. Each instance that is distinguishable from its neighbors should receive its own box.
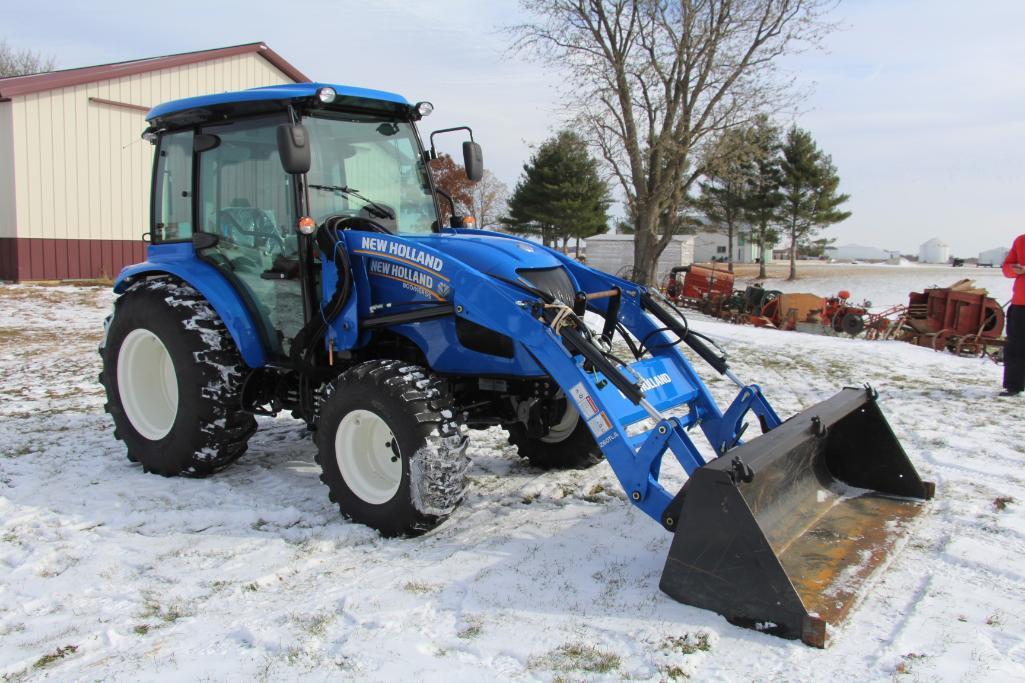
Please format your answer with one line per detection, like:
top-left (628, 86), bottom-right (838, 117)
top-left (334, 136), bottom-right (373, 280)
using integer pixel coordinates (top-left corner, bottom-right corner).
top-left (143, 83), bottom-right (479, 356)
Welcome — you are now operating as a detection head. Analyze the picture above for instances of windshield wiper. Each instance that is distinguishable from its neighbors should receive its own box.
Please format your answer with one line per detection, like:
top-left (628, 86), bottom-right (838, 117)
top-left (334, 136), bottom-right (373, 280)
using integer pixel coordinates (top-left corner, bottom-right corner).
top-left (308, 184), bottom-right (395, 220)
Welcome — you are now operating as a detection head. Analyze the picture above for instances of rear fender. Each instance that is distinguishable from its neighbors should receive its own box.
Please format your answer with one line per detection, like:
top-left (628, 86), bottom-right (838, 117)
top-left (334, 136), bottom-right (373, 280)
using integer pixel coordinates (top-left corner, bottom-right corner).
top-left (114, 244), bottom-right (267, 368)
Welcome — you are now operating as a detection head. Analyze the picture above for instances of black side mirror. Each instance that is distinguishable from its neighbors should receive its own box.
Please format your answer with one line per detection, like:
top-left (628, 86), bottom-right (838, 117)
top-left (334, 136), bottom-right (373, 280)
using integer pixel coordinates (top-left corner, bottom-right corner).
top-left (277, 123), bottom-right (311, 174)
top-left (463, 141), bottom-right (483, 182)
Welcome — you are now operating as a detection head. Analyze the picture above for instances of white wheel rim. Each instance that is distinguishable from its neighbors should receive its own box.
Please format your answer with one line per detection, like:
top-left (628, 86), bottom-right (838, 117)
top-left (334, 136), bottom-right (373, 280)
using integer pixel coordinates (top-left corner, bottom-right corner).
top-left (335, 409), bottom-right (402, 505)
top-left (117, 328), bottom-right (179, 441)
top-left (541, 399), bottom-right (579, 444)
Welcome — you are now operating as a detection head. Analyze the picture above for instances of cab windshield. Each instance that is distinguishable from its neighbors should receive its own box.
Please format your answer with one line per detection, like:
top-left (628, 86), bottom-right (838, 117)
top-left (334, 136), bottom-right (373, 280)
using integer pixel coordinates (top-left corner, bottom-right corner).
top-left (304, 112), bottom-right (438, 234)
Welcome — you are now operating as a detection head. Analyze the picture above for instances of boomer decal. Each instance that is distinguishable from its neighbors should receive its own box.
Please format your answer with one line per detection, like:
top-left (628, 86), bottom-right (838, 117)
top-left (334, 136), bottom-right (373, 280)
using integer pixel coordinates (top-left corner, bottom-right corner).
top-left (367, 259), bottom-right (446, 300)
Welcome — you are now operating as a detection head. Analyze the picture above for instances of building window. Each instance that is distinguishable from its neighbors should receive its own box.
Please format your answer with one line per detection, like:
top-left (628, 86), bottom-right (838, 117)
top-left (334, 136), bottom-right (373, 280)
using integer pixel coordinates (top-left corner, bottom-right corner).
top-left (152, 130), bottom-right (194, 242)
top-left (716, 246), bottom-right (726, 254)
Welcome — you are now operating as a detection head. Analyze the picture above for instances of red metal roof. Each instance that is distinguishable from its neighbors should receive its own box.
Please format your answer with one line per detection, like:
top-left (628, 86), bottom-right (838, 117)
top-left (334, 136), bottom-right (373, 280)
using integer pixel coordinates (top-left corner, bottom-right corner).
top-left (0, 42), bottom-right (308, 99)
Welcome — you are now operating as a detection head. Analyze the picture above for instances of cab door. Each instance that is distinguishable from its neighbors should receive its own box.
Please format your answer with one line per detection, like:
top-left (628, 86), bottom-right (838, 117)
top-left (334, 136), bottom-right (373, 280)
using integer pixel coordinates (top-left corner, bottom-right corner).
top-left (194, 115), bottom-right (305, 357)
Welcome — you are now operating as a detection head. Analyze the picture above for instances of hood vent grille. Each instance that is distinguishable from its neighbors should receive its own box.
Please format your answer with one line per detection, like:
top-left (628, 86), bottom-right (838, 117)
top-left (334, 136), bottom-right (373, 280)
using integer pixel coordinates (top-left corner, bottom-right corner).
top-left (516, 267), bottom-right (577, 307)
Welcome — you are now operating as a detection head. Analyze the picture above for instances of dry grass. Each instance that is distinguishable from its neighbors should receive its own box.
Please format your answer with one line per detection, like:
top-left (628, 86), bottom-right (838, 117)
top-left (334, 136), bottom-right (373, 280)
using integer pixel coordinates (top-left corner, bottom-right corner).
top-left (528, 642), bottom-right (621, 674)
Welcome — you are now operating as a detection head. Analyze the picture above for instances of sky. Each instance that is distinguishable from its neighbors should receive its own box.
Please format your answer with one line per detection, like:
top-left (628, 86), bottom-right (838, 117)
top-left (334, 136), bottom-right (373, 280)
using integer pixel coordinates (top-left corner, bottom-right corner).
top-left (4, 0), bottom-right (1023, 256)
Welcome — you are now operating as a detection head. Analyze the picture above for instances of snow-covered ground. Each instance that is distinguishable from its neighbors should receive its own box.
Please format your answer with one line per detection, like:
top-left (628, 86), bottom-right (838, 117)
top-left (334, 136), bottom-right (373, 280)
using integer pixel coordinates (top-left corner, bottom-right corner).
top-left (1, 282), bottom-right (1023, 681)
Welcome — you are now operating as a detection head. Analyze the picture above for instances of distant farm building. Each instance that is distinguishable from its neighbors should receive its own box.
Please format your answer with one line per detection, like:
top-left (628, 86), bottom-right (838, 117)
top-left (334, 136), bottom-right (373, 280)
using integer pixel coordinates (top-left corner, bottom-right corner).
top-left (584, 233), bottom-right (694, 281)
top-left (978, 247), bottom-right (1009, 267)
top-left (0, 43), bottom-right (307, 281)
top-left (825, 244), bottom-right (896, 261)
top-left (692, 227), bottom-right (774, 264)
top-left (918, 237), bottom-right (950, 264)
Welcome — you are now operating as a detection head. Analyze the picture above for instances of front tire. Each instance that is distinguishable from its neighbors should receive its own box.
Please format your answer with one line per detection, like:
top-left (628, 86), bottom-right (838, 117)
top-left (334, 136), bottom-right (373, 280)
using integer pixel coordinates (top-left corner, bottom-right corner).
top-left (315, 360), bottom-right (469, 537)
top-left (99, 278), bottom-right (256, 476)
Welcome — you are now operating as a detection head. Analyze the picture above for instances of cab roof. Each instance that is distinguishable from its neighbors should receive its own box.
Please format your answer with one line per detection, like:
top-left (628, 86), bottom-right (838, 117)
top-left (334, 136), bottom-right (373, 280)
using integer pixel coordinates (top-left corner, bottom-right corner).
top-left (146, 82), bottom-right (411, 124)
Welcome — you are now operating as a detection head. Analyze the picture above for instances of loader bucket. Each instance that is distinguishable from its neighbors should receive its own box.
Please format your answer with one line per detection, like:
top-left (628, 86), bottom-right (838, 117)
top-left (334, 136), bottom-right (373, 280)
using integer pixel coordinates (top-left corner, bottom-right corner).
top-left (659, 387), bottom-right (934, 647)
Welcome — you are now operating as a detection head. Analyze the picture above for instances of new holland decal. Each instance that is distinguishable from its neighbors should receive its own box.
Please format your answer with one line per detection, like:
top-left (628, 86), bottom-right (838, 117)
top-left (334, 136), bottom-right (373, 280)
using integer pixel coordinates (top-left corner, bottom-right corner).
top-left (638, 373), bottom-right (672, 393)
top-left (356, 236), bottom-right (451, 301)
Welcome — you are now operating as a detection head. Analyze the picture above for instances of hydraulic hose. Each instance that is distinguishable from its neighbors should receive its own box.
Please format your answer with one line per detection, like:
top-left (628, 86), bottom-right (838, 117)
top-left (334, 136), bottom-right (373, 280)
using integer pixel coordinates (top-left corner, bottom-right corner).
top-left (641, 292), bottom-right (728, 375)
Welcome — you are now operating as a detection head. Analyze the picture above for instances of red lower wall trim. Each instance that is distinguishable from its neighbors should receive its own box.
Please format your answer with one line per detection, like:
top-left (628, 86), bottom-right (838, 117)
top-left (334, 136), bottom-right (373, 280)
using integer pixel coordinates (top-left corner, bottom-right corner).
top-left (0, 237), bottom-right (147, 282)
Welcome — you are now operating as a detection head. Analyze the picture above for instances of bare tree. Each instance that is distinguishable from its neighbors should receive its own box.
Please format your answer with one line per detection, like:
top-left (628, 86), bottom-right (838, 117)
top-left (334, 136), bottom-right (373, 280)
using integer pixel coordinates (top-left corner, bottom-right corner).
top-left (510, 0), bottom-right (834, 284)
top-left (469, 170), bottom-right (510, 228)
top-left (0, 39), bottom-right (56, 78)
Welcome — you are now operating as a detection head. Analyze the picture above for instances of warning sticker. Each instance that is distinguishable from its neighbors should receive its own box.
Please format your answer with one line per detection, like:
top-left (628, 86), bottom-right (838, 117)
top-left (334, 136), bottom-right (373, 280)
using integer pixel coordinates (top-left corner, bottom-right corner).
top-left (587, 412), bottom-right (613, 438)
top-left (569, 382), bottom-right (600, 419)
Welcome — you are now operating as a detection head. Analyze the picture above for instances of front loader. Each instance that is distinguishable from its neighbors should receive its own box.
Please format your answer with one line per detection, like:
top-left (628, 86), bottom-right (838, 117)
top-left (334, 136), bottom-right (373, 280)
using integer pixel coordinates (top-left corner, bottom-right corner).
top-left (100, 82), bottom-right (932, 647)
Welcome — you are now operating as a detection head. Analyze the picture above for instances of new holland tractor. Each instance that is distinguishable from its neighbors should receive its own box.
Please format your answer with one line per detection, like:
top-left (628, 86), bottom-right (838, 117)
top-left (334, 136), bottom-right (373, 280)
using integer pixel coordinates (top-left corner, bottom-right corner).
top-left (100, 83), bottom-right (933, 646)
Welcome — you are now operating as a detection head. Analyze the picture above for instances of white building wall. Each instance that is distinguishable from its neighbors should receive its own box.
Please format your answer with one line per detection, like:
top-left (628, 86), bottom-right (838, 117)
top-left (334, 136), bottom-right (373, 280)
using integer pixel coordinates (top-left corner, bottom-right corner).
top-left (9, 53), bottom-right (294, 243)
top-left (585, 235), bottom-right (694, 280)
top-left (978, 247), bottom-right (1008, 266)
top-left (693, 232), bottom-right (729, 262)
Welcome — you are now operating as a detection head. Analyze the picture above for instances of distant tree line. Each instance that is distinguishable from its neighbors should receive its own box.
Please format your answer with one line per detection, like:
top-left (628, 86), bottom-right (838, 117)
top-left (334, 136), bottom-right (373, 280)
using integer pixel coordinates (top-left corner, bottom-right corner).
top-left (0, 39), bottom-right (56, 78)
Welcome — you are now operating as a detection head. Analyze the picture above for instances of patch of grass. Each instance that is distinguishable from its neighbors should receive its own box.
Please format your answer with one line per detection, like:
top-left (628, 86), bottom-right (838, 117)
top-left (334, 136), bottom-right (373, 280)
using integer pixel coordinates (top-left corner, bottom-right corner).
top-left (139, 598), bottom-right (191, 623)
top-left (894, 652), bottom-right (926, 675)
top-left (528, 642), bottom-right (621, 674)
top-left (659, 663), bottom-right (689, 680)
top-left (661, 632), bottom-right (711, 655)
top-left (160, 602), bottom-right (190, 623)
top-left (32, 645), bottom-right (78, 669)
top-left (290, 612), bottom-right (332, 638)
top-left (402, 580), bottom-right (438, 594)
top-left (243, 582), bottom-right (260, 592)
top-left (134, 624), bottom-right (151, 635)
top-left (457, 616), bottom-right (483, 640)
top-left (582, 483), bottom-right (607, 503)
top-left (994, 496), bottom-right (1014, 511)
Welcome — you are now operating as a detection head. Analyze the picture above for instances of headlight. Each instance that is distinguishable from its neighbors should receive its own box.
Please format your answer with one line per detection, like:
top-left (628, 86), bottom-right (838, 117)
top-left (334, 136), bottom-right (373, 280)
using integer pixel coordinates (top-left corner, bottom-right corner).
top-left (317, 87), bottom-right (337, 104)
top-left (415, 101), bottom-right (434, 117)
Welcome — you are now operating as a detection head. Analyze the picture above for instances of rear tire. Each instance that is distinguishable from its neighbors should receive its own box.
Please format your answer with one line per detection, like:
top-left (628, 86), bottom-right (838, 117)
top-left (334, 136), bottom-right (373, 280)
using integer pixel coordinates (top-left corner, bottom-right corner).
top-left (99, 278), bottom-right (256, 476)
top-left (507, 399), bottom-right (604, 470)
top-left (315, 360), bottom-right (469, 537)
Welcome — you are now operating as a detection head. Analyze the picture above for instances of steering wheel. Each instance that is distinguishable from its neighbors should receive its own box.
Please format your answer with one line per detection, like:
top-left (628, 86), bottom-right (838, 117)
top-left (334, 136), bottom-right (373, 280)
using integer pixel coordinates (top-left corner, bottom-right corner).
top-left (216, 209), bottom-right (287, 253)
top-left (321, 215), bottom-right (392, 235)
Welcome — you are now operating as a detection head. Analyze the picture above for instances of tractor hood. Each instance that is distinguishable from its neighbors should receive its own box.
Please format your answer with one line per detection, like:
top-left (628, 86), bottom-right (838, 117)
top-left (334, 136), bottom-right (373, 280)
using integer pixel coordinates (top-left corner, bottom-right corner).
top-left (414, 233), bottom-right (564, 284)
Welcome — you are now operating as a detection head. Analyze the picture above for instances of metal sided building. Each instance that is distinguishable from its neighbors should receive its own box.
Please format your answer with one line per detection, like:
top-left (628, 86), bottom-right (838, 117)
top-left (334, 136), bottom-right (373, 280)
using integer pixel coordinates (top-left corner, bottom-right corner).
top-left (0, 43), bottom-right (307, 282)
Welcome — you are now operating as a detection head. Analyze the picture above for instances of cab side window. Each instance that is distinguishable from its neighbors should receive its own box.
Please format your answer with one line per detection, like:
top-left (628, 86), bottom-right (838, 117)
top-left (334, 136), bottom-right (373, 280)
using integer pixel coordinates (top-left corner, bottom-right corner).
top-left (197, 118), bottom-right (294, 261)
top-left (152, 130), bottom-right (194, 242)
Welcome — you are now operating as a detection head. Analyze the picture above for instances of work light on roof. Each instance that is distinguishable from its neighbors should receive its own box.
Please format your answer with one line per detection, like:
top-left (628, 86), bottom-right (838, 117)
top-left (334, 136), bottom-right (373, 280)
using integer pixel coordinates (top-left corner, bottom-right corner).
top-left (317, 87), bottom-right (337, 104)
top-left (415, 101), bottom-right (434, 117)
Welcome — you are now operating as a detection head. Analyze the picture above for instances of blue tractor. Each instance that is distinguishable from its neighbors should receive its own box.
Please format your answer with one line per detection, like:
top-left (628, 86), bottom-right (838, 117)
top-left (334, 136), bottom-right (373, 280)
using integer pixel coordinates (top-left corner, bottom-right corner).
top-left (100, 83), bottom-right (933, 646)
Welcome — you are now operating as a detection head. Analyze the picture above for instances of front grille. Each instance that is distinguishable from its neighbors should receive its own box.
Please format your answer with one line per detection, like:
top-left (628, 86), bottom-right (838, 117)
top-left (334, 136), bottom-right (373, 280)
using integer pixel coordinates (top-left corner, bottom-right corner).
top-left (517, 267), bottom-right (577, 306)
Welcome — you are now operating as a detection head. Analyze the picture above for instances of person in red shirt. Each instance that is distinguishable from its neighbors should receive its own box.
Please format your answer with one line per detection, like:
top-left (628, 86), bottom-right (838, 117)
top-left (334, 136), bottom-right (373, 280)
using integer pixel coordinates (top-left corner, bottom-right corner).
top-left (1001, 234), bottom-right (1025, 396)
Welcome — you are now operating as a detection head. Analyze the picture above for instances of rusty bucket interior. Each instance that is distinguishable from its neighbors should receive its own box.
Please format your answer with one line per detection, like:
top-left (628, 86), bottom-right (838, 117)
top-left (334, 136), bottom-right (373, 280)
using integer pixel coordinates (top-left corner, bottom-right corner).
top-left (660, 387), bottom-right (934, 647)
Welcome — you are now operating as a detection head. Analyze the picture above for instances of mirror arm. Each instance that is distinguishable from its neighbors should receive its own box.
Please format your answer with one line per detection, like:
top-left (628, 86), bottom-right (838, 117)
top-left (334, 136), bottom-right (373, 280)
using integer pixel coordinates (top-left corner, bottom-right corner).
top-left (428, 126), bottom-right (474, 159)
top-left (435, 188), bottom-right (457, 217)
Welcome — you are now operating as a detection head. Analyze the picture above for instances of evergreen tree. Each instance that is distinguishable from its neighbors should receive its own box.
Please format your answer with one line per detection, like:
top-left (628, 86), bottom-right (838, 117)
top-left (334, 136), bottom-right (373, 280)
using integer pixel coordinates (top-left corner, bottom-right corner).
top-left (742, 117), bottom-right (783, 279)
top-left (502, 131), bottom-right (610, 252)
top-left (779, 126), bottom-right (851, 280)
top-left (698, 127), bottom-right (755, 273)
